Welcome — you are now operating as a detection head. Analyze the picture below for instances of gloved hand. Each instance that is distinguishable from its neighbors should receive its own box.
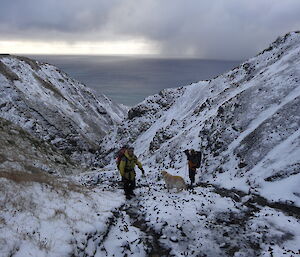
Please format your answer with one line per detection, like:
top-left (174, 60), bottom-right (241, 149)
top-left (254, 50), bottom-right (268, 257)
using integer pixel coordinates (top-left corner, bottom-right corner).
top-left (141, 168), bottom-right (145, 175)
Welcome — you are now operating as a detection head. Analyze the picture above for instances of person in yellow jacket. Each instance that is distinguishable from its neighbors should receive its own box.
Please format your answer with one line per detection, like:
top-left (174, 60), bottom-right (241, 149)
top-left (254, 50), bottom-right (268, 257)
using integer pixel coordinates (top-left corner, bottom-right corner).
top-left (118, 147), bottom-right (145, 199)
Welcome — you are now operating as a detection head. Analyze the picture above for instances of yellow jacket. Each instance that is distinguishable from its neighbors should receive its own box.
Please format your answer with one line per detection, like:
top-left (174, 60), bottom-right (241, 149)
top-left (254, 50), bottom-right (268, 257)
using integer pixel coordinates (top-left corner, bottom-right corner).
top-left (119, 150), bottom-right (143, 180)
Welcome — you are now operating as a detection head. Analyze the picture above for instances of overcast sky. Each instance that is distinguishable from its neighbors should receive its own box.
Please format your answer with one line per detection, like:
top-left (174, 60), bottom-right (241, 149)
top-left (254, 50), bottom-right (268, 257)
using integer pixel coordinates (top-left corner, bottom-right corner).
top-left (0, 0), bottom-right (300, 59)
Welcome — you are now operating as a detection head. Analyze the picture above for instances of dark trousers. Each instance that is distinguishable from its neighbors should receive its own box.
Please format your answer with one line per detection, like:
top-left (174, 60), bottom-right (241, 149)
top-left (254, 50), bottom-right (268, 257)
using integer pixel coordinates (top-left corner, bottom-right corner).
top-left (188, 167), bottom-right (196, 185)
top-left (122, 177), bottom-right (136, 196)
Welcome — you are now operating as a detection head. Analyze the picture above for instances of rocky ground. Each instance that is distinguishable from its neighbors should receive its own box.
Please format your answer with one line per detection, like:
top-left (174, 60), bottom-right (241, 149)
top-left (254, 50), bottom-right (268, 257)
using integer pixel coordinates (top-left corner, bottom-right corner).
top-left (75, 169), bottom-right (300, 257)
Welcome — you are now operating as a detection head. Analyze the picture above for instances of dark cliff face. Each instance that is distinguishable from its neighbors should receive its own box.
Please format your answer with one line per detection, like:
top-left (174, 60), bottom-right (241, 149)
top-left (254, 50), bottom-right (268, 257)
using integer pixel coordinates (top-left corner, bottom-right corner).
top-left (0, 55), bottom-right (128, 165)
top-left (98, 32), bottom-right (300, 197)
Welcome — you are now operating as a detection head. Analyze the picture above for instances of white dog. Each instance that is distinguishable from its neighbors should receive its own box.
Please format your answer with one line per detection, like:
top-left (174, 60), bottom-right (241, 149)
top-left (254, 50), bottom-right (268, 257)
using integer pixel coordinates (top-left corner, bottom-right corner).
top-left (161, 170), bottom-right (187, 192)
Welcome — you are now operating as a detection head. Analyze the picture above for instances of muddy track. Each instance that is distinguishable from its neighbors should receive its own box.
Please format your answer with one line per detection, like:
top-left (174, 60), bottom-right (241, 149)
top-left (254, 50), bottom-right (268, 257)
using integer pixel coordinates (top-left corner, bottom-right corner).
top-left (78, 176), bottom-right (299, 256)
top-left (196, 182), bottom-right (300, 218)
top-left (125, 201), bottom-right (172, 257)
top-left (71, 209), bottom-right (122, 257)
top-left (71, 199), bottom-right (171, 257)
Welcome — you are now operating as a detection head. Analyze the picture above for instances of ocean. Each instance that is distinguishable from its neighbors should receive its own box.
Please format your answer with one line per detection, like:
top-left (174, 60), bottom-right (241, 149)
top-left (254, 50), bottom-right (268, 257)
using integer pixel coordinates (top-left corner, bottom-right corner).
top-left (29, 55), bottom-right (241, 106)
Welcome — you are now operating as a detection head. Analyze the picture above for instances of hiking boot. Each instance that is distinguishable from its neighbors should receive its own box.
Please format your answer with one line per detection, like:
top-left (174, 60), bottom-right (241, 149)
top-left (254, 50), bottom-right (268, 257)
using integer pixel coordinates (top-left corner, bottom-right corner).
top-left (125, 194), bottom-right (132, 200)
top-left (188, 184), bottom-right (194, 189)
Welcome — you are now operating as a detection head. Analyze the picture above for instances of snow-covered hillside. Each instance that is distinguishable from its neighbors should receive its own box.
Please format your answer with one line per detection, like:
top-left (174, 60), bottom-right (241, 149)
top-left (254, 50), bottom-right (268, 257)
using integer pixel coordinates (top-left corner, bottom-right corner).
top-left (99, 31), bottom-right (300, 206)
top-left (0, 55), bottom-right (128, 164)
top-left (0, 117), bottom-right (79, 175)
top-left (1, 32), bottom-right (300, 257)
top-left (0, 116), bottom-right (125, 257)
top-left (0, 170), bottom-right (124, 257)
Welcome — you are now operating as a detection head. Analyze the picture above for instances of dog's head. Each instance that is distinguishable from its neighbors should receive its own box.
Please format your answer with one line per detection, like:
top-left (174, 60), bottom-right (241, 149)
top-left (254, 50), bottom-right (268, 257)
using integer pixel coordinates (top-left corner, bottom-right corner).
top-left (160, 170), bottom-right (167, 177)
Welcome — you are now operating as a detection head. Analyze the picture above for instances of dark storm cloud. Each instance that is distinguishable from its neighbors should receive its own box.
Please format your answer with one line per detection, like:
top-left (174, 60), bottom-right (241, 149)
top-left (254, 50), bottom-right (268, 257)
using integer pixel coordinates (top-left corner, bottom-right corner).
top-left (0, 0), bottom-right (123, 41)
top-left (107, 0), bottom-right (300, 59)
top-left (1, 0), bottom-right (300, 59)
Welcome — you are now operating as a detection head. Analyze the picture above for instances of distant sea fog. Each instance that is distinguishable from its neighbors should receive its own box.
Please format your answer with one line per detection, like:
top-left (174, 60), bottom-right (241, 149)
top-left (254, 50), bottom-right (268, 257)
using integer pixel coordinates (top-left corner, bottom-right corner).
top-left (29, 55), bottom-right (241, 106)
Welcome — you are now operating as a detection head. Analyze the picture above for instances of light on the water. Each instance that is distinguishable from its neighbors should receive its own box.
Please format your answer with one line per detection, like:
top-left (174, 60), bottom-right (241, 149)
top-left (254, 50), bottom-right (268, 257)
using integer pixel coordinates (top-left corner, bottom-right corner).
top-left (0, 39), bottom-right (158, 55)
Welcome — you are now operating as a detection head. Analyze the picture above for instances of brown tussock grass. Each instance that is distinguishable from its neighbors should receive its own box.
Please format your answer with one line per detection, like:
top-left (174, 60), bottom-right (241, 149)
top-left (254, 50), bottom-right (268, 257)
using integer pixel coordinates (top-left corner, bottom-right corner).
top-left (0, 170), bottom-right (87, 195)
top-left (0, 170), bottom-right (56, 185)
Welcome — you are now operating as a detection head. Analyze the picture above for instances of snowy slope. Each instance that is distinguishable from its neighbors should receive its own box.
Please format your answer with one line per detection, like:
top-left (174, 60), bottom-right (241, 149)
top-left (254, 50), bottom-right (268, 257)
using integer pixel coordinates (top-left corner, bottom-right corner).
top-left (0, 116), bottom-right (126, 257)
top-left (0, 117), bottom-right (78, 175)
top-left (61, 168), bottom-right (300, 257)
top-left (0, 171), bottom-right (124, 257)
top-left (0, 55), bottom-right (128, 164)
top-left (99, 31), bottom-right (300, 206)
top-left (1, 33), bottom-right (300, 257)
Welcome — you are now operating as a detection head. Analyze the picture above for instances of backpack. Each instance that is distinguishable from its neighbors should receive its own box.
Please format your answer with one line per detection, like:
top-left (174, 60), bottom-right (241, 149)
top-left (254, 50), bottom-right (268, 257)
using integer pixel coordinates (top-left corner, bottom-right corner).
top-left (115, 146), bottom-right (127, 169)
top-left (194, 151), bottom-right (202, 168)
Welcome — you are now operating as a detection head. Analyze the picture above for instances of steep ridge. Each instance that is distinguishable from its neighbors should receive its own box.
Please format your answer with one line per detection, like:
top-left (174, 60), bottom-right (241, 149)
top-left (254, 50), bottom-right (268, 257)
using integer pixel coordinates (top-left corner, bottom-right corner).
top-left (99, 31), bottom-right (300, 205)
top-left (0, 55), bottom-right (128, 165)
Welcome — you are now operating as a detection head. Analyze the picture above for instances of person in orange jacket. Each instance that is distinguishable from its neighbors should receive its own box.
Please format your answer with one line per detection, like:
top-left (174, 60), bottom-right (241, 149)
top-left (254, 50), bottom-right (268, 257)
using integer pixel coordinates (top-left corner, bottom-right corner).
top-left (184, 149), bottom-right (201, 187)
